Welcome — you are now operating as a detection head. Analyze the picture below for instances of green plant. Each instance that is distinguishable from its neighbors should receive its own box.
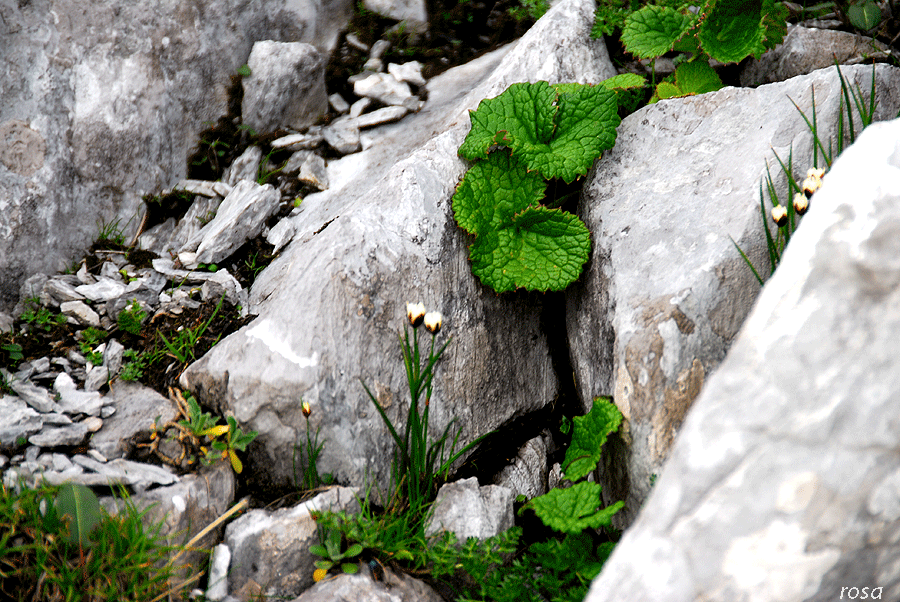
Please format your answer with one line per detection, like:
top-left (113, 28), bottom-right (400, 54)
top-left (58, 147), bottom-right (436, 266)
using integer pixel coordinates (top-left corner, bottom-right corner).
top-left (362, 303), bottom-right (489, 513)
top-left (452, 77), bottom-right (641, 293)
top-left (19, 298), bottom-right (66, 332)
top-left (736, 62), bottom-right (878, 283)
top-left (117, 299), bottom-right (147, 335)
top-left (258, 147), bottom-right (286, 185)
top-left (508, 0), bottom-right (550, 23)
top-left (293, 400), bottom-right (332, 490)
top-left (209, 415), bottom-right (258, 474)
top-left (119, 349), bottom-right (147, 382)
top-left (78, 326), bottom-right (107, 366)
top-left (0, 479), bottom-right (188, 602)
top-left (95, 217), bottom-right (127, 246)
top-left (153, 295), bottom-right (224, 364)
top-left (2, 342), bottom-right (23, 365)
top-left (237, 63), bottom-right (252, 77)
top-left (616, 1), bottom-right (788, 100)
top-left (310, 526), bottom-right (364, 581)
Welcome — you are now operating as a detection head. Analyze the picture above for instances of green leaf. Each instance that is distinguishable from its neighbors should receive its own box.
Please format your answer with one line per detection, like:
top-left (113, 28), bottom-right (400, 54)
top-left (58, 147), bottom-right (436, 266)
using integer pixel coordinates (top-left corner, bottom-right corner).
top-left (674, 60), bottom-right (723, 96)
top-left (655, 81), bottom-right (682, 100)
top-left (341, 562), bottom-right (359, 574)
top-left (469, 205), bottom-right (591, 292)
top-left (698, 0), bottom-right (764, 64)
top-left (529, 482), bottom-right (623, 533)
top-left (848, 0), bottom-right (881, 31)
top-left (453, 151), bottom-right (546, 235)
top-left (309, 544), bottom-right (328, 557)
top-left (598, 73), bottom-right (647, 92)
top-left (622, 5), bottom-right (696, 59)
top-left (56, 482), bottom-right (102, 548)
top-left (561, 396), bottom-right (623, 482)
top-left (458, 81), bottom-right (558, 160)
top-left (761, 0), bottom-right (789, 51)
top-left (458, 82), bottom-right (620, 183)
top-left (345, 543), bottom-right (364, 558)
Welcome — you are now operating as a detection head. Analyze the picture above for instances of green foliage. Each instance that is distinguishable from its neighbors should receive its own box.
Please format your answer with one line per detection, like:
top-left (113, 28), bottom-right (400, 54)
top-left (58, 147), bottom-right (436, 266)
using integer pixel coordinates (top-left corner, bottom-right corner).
top-left (118, 349), bottom-right (147, 382)
top-left (293, 400), bottom-right (333, 490)
top-left (561, 396), bottom-right (624, 482)
top-left (508, 0), bottom-right (550, 23)
top-left (0, 480), bottom-right (184, 601)
top-left (237, 63), bottom-right (252, 77)
top-left (19, 298), bottom-right (67, 332)
top-left (173, 391), bottom-right (258, 474)
top-left (618, 1), bottom-right (788, 100)
top-left (362, 310), bottom-right (489, 513)
top-left (78, 327), bottom-right (107, 367)
top-left (117, 299), bottom-right (147, 335)
top-left (209, 415), bottom-right (258, 474)
top-left (847, 0), bottom-right (882, 31)
top-left (736, 63), bottom-right (878, 284)
top-left (95, 217), bottom-right (127, 246)
top-left (2, 342), bottom-right (24, 364)
top-left (453, 80), bottom-right (628, 292)
top-left (527, 482), bottom-right (624, 533)
top-left (152, 295), bottom-right (224, 364)
top-left (310, 526), bottom-right (364, 580)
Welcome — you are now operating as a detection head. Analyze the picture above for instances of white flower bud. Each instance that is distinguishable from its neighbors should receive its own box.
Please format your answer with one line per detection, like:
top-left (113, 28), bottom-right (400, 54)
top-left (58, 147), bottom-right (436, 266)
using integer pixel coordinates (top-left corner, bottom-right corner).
top-left (423, 311), bottom-right (442, 334)
top-left (406, 302), bottom-right (425, 328)
top-left (771, 204), bottom-right (788, 227)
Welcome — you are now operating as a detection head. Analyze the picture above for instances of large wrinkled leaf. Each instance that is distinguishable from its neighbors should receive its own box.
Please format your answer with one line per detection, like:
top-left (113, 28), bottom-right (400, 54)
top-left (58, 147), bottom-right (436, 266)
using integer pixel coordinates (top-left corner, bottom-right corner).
top-left (528, 482), bottom-right (624, 533)
top-left (458, 82), bottom-right (620, 183)
top-left (698, 0), bottom-right (764, 64)
top-left (562, 396), bottom-right (623, 482)
top-left (622, 5), bottom-right (695, 59)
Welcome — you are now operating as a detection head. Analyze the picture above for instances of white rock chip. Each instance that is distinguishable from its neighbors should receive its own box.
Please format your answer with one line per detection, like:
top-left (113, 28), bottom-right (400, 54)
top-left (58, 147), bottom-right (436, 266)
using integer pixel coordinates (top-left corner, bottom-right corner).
top-left (353, 72), bottom-right (413, 106)
top-left (388, 61), bottom-right (426, 86)
top-left (59, 300), bottom-right (100, 327)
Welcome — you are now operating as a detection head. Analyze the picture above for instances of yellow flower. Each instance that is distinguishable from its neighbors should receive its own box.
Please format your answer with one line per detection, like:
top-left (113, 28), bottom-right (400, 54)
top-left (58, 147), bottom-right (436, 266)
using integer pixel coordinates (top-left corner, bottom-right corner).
top-left (424, 311), bottom-right (442, 334)
top-left (302, 401), bottom-right (312, 418)
top-left (406, 302), bottom-right (426, 327)
top-left (313, 568), bottom-right (329, 582)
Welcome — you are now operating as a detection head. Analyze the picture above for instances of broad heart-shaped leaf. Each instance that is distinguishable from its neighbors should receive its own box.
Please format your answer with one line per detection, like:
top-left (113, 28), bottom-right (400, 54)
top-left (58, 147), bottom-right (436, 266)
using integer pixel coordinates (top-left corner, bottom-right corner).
top-left (698, 0), bottom-right (764, 64)
top-left (458, 81), bottom-right (557, 160)
top-left (622, 5), bottom-right (696, 59)
top-left (674, 59), bottom-right (723, 96)
top-left (561, 396), bottom-right (623, 482)
top-left (469, 205), bottom-right (591, 293)
top-left (528, 482), bottom-right (624, 534)
top-left (453, 150), bottom-right (546, 235)
top-left (459, 82), bottom-right (620, 183)
top-left (522, 84), bottom-right (620, 182)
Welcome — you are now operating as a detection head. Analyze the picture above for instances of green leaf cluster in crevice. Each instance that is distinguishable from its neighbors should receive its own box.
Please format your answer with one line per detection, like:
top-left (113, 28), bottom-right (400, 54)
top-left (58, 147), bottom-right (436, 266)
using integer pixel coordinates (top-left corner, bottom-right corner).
top-left (453, 78), bottom-right (641, 293)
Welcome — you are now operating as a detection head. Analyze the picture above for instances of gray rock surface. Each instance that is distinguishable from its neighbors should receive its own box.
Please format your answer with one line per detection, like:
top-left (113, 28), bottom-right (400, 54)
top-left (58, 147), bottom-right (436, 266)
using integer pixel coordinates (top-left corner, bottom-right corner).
top-left (90, 381), bottom-right (179, 460)
top-left (242, 41), bottom-right (328, 134)
top-left (289, 562), bottom-right (443, 602)
top-left (570, 63), bottom-right (900, 528)
top-left (0, 0), bottom-right (353, 312)
top-left (586, 117), bottom-right (900, 602)
top-left (363, 0), bottom-right (428, 33)
top-left (0, 396), bottom-right (43, 449)
top-left (181, 0), bottom-right (616, 497)
top-left (224, 486), bottom-right (360, 601)
top-left (493, 434), bottom-right (550, 500)
top-left (426, 477), bottom-right (515, 540)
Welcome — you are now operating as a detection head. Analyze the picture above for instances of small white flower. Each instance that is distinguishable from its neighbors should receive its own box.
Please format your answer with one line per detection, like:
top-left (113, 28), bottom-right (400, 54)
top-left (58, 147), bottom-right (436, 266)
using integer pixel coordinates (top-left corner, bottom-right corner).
top-left (424, 311), bottom-right (442, 334)
top-left (771, 204), bottom-right (788, 227)
top-left (406, 302), bottom-right (426, 327)
top-left (792, 192), bottom-right (809, 216)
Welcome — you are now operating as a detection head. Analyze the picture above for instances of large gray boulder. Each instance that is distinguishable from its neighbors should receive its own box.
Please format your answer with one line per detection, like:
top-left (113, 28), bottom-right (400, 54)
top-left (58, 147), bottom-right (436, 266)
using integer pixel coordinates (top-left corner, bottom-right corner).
top-left (181, 0), bottom-right (616, 495)
top-left (586, 117), bottom-right (900, 602)
top-left (570, 63), bottom-right (900, 527)
top-left (0, 0), bottom-right (353, 312)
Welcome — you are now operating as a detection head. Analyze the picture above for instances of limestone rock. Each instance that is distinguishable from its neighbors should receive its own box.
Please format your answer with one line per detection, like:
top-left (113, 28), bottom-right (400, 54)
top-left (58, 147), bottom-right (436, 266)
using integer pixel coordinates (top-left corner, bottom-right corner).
top-left (570, 63), bottom-right (900, 528)
top-left (90, 381), bottom-right (179, 460)
top-left (0, 0), bottom-right (353, 313)
top-left (493, 434), bottom-right (549, 500)
top-left (585, 116), bottom-right (900, 602)
top-left (426, 477), bottom-right (514, 540)
top-left (363, 0), bottom-right (428, 33)
top-left (181, 0), bottom-right (616, 496)
top-left (289, 562), bottom-right (442, 602)
top-left (0, 396), bottom-right (43, 449)
top-left (741, 25), bottom-right (893, 87)
top-left (223, 146), bottom-right (264, 188)
top-left (224, 486), bottom-right (360, 601)
top-left (353, 72), bottom-right (413, 106)
top-left (243, 41), bottom-right (328, 134)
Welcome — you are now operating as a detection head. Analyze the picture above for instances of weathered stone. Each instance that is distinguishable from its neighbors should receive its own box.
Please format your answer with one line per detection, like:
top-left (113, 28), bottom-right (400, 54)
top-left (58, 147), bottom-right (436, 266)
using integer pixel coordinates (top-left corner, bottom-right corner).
top-left (426, 477), bottom-right (514, 540)
top-left (322, 119), bottom-right (361, 154)
top-left (223, 146), bottom-right (263, 188)
top-left (142, 194), bottom-right (225, 256)
top-left (59, 300), bottom-right (100, 328)
top-left (349, 98), bottom-right (372, 118)
top-left (83, 366), bottom-right (110, 392)
top-left (225, 486), bottom-right (360, 601)
top-left (741, 25), bottom-right (893, 87)
top-left (42, 279), bottom-right (85, 307)
top-left (297, 153), bottom-right (330, 191)
top-left (206, 544), bottom-right (232, 601)
top-left (102, 338), bottom-right (125, 377)
top-left (328, 93), bottom-right (351, 114)
top-left (29, 422), bottom-right (89, 448)
top-left (75, 278), bottom-right (127, 302)
top-left (570, 63), bottom-right (900, 528)
top-left (90, 381), bottom-right (179, 460)
top-left (289, 562), bottom-right (442, 602)
top-left (272, 132), bottom-right (325, 151)
top-left (70, 454), bottom-right (178, 490)
top-left (370, 39), bottom-right (391, 60)
top-left (243, 41), bottom-right (327, 134)
top-left (363, 0), bottom-right (428, 33)
top-left (173, 179), bottom-right (221, 198)
top-left (181, 0), bottom-right (616, 495)
top-left (353, 72), bottom-right (413, 106)
top-left (586, 117), bottom-right (900, 602)
top-left (388, 61), bottom-right (426, 87)
top-left (183, 180), bottom-right (281, 266)
top-left (0, 396), bottom-right (43, 449)
top-left (493, 434), bottom-right (549, 500)
top-left (8, 379), bottom-right (62, 413)
top-left (352, 106), bottom-right (409, 129)
top-left (54, 373), bottom-right (103, 416)
top-left (0, 0), bottom-right (353, 313)
top-left (201, 270), bottom-right (247, 308)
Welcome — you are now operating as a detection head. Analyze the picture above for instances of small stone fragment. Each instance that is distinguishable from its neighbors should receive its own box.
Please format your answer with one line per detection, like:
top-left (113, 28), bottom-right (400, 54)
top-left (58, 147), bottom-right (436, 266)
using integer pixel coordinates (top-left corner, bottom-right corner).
top-left (388, 61), bottom-right (426, 87)
top-left (173, 179), bottom-right (222, 197)
top-left (271, 132), bottom-right (324, 150)
top-left (323, 120), bottom-right (361, 154)
top-left (54, 373), bottom-right (103, 416)
top-left (75, 278), bottom-right (127, 302)
top-left (353, 72), bottom-right (413, 106)
top-left (59, 300), bottom-right (100, 328)
top-left (353, 105), bottom-right (409, 129)
top-left (328, 93), bottom-right (350, 114)
top-left (9, 379), bottom-right (61, 413)
top-left (349, 97), bottom-right (372, 118)
top-left (297, 153), bottom-right (329, 190)
top-left (28, 422), bottom-right (89, 447)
